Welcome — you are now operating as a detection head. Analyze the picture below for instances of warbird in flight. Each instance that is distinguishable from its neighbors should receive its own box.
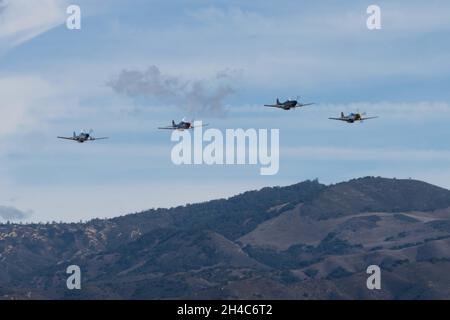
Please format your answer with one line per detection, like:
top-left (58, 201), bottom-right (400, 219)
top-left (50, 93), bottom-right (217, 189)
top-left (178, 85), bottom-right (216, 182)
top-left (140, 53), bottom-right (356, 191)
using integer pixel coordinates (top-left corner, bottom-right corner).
top-left (158, 119), bottom-right (209, 131)
top-left (57, 129), bottom-right (109, 143)
top-left (329, 112), bottom-right (378, 123)
top-left (264, 97), bottom-right (315, 110)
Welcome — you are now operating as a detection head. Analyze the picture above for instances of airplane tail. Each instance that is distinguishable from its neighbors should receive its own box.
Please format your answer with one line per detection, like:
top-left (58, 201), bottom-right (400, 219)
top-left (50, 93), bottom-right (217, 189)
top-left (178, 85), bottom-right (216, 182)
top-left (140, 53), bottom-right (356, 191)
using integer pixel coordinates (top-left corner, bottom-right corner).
top-left (172, 120), bottom-right (176, 127)
top-left (276, 98), bottom-right (280, 104)
top-left (341, 112), bottom-right (344, 118)
top-left (73, 131), bottom-right (76, 138)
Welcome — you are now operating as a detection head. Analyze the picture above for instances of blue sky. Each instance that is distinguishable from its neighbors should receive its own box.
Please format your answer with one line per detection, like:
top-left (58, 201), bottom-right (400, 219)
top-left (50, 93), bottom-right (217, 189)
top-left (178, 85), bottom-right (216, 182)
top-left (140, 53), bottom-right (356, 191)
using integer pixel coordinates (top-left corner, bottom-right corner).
top-left (0, 0), bottom-right (450, 222)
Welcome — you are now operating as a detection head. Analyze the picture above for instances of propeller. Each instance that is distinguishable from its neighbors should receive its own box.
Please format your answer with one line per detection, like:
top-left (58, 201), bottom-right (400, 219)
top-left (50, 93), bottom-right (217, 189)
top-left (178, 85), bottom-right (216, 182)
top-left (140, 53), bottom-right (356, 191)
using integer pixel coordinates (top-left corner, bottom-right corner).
top-left (356, 109), bottom-right (366, 116)
top-left (183, 117), bottom-right (195, 124)
top-left (359, 112), bottom-right (367, 123)
top-left (79, 129), bottom-right (94, 137)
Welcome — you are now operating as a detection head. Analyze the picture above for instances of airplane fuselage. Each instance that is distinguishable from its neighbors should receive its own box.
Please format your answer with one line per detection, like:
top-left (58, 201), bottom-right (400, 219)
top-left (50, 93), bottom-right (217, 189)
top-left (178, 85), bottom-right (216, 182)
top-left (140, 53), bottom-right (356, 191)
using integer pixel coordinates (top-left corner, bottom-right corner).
top-left (175, 121), bottom-right (193, 130)
top-left (58, 130), bottom-right (107, 142)
top-left (264, 98), bottom-right (314, 110)
top-left (159, 120), bottom-right (197, 131)
top-left (280, 100), bottom-right (298, 110)
top-left (75, 134), bottom-right (90, 142)
top-left (345, 113), bottom-right (362, 122)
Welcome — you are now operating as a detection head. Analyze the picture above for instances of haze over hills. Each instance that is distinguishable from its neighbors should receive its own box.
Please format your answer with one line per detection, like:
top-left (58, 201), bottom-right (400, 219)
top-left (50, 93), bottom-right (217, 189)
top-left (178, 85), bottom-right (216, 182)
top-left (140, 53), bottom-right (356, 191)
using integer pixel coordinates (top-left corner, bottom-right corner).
top-left (2, 177), bottom-right (450, 299)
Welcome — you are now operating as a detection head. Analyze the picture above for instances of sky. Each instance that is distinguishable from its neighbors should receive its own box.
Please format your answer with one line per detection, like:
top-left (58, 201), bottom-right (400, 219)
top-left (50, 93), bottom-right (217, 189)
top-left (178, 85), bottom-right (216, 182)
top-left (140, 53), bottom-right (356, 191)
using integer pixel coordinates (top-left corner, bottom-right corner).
top-left (0, 0), bottom-right (450, 222)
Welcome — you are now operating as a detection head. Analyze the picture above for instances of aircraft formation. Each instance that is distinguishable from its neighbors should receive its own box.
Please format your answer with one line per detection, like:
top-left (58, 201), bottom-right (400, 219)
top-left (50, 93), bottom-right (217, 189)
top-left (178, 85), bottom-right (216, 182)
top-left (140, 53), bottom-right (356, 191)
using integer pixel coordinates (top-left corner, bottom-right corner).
top-left (57, 96), bottom-right (378, 140)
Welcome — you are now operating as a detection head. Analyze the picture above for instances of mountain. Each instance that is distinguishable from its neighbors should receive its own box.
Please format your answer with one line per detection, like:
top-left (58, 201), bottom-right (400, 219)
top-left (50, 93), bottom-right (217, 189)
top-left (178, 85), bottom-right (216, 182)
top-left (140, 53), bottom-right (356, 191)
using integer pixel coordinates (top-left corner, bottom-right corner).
top-left (2, 177), bottom-right (450, 299)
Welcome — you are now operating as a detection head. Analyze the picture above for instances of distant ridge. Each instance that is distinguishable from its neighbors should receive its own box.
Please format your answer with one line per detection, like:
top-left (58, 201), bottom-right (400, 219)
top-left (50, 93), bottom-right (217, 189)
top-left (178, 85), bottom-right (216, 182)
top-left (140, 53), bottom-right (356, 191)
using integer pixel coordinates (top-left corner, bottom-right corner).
top-left (2, 176), bottom-right (450, 299)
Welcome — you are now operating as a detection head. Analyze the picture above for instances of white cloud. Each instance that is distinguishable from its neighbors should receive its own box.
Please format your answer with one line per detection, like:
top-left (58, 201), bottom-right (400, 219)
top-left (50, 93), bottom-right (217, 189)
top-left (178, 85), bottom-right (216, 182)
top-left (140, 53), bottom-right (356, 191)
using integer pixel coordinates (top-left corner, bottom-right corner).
top-left (0, 180), bottom-right (273, 223)
top-left (0, 0), bottom-right (68, 49)
top-left (283, 146), bottom-right (450, 162)
top-left (0, 205), bottom-right (32, 221)
top-left (176, 3), bottom-right (450, 86)
top-left (190, 2), bottom-right (450, 39)
top-left (0, 75), bottom-right (58, 135)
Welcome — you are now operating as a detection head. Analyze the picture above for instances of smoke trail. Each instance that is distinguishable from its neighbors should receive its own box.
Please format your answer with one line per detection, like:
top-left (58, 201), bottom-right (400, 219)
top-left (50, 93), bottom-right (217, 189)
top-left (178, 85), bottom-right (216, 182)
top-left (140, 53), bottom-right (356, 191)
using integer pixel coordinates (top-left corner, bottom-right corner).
top-left (107, 65), bottom-right (238, 116)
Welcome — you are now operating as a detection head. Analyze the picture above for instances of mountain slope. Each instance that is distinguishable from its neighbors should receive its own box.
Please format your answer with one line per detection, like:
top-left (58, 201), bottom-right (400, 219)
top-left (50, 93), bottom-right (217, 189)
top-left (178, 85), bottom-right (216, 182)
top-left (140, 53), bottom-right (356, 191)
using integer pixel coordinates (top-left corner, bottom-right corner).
top-left (2, 177), bottom-right (450, 299)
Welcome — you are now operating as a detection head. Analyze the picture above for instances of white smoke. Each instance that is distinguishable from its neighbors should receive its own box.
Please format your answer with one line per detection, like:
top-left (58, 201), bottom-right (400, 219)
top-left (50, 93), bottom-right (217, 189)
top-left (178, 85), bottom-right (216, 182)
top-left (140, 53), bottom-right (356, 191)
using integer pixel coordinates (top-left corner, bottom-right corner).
top-left (0, 205), bottom-right (32, 221)
top-left (107, 65), bottom-right (238, 116)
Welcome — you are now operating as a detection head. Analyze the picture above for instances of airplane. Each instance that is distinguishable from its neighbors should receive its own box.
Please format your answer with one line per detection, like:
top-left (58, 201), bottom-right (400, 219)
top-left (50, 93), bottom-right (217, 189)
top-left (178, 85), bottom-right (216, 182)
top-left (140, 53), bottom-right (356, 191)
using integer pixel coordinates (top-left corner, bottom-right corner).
top-left (158, 119), bottom-right (209, 131)
top-left (264, 97), bottom-right (315, 110)
top-left (57, 129), bottom-right (109, 143)
top-left (329, 112), bottom-right (378, 123)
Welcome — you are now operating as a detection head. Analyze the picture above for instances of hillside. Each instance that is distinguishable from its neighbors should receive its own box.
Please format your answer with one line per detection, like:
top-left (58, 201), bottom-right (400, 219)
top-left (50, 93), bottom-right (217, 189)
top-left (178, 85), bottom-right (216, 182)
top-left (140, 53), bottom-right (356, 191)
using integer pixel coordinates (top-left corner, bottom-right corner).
top-left (2, 177), bottom-right (450, 299)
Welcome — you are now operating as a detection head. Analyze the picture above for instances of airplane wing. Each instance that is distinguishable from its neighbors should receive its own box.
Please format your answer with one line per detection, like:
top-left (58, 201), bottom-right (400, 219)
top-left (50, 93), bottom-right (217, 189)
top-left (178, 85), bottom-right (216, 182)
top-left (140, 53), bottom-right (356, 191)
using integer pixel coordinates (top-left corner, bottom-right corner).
top-left (57, 136), bottom-right (77, 140)
top-left (91, 137), bottom-right (109, 140)
top-left (191, 123), bottom-right (209, 128)
top-left (328, 117), bottom-right (347, 121)
top-left (361, 116), bottom-right (378, 120)
top-left (264, 104), bottom-right (281, 108)
top-left (158, 126), bottom-right (176, 130)
top-left (298, 103), bottom-right (315, 107)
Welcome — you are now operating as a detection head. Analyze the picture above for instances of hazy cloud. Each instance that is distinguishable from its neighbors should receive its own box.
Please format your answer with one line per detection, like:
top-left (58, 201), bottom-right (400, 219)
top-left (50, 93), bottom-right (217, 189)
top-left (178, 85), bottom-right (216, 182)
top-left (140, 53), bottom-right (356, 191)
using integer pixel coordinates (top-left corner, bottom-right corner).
top-left (0, 75), bottom-right (59, 136)
top-left (0, 205), bottom-right (32, 221)
top-left (0, 1), bottom-right (6, 14)
top-left (0, 0), bottom-right (68, 50)
top-left (283, 146), bottom-right (450, 162)
top-left (107, 65), bottom-right (238, 116)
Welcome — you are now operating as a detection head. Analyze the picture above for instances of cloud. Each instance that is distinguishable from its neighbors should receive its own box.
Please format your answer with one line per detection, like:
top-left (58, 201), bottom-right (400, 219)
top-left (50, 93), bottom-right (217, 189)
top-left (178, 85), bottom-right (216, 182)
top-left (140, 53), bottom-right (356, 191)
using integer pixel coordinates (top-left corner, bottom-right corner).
top-left (107, 65), bottom-right (238, 116)
top-left (190, 2), bottom-right (450, 40)
top-left (0, 75), bottom-right (60, 136)
top-left (182, 3), bottom-right (450, 88)
top-left (0, 0), bottom-right (68, 50)
top-left (0, 205), bottom-right (32, 221)
top-left (283, 146), bottom-right (450, 162)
